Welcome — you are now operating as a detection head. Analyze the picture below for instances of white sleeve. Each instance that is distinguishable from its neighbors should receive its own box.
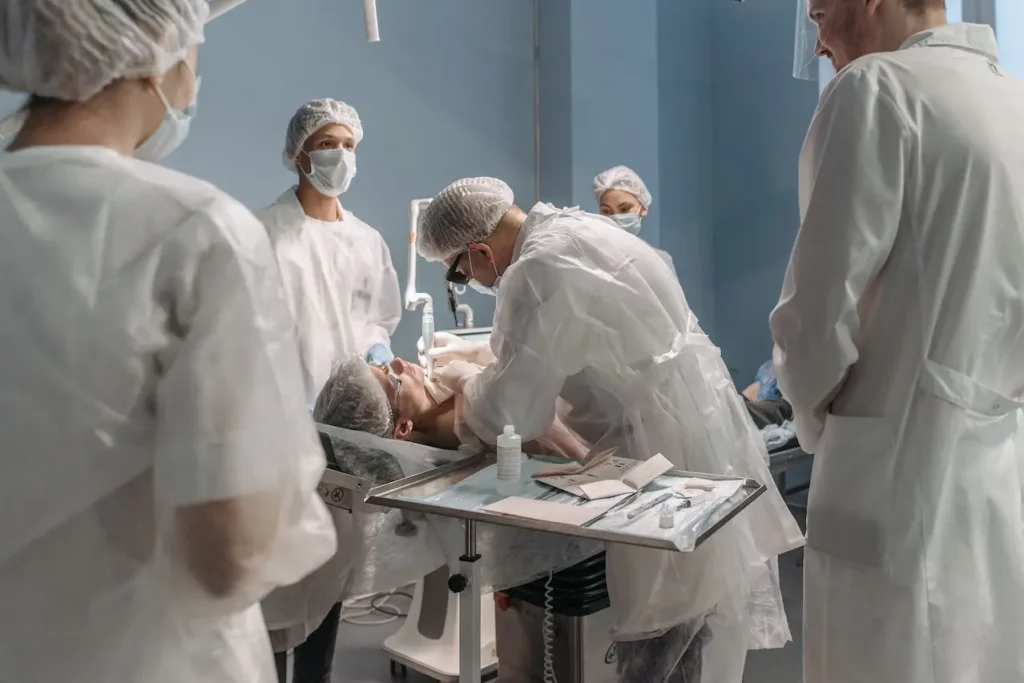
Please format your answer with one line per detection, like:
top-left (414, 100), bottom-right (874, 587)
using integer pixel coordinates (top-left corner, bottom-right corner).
top-left (462, 257), bottom-right (589, 444)
top-left (153, 199), bottom-right (335, 607)
top-left (154, 201), bottom-right (327, 508)
top-left (769, 68), bottom-right (907, 452)
top-left (364, 235), bottom-right (402, 351)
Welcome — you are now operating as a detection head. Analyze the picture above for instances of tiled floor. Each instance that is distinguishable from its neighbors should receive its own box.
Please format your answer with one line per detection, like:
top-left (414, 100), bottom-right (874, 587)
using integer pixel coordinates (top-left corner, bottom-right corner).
top-left (329, 547), bottom-right (805, 683)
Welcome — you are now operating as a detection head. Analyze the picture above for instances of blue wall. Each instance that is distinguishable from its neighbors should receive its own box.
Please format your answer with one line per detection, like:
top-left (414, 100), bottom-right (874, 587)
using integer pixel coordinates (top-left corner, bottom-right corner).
top-left (709, 0), bottom-right (819, 382)
top-left (0, 0), bottom-right (819, 380)
top-left (657, 0), bottom-right (716, 332)
top-left (169, 0), bottom-right (537, 359)
top-left (538, 0), bottom-right (661, 251)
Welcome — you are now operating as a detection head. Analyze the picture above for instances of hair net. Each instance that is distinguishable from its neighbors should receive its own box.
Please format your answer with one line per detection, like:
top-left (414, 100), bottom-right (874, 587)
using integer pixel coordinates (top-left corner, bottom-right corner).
top-left (283, 98), bottom-right (364, 171)
top-left (0, 0), bottom-right (208, 102)
top-left (313, 357), bottom-right (392, 438)
top-left (593, 166), bottom-right (653, 209)
top-left (417, 177), bottom-right (515, 262)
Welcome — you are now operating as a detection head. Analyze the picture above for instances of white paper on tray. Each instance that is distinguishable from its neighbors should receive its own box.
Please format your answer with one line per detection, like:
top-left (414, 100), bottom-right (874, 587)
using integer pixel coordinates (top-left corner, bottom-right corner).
top-left (481, 497), bottom-right (604, 526)
top-left (535, 453), bottom-right (675, 500)
top-left (576, 479), bottom-right (635, 499)
top-left (622, 453), bottom-right (674, 489)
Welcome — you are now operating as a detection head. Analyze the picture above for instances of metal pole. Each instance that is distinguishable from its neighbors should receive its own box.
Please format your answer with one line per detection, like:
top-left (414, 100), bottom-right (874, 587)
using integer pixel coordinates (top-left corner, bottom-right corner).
top-left (532, 0), bottom-right (541, 204)
top-left (458, 520), bottom-right (482, 683)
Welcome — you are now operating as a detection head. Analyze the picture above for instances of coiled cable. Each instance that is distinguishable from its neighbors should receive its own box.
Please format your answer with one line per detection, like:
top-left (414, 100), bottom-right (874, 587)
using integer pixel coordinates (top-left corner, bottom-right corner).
top-left (543, 571), bottom-right (558, 683)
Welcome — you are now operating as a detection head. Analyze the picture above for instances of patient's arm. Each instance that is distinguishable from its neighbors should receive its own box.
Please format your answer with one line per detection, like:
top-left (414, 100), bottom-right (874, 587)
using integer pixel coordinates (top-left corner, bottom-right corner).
top-left (417, 393), bottom-right (587, 461)
top-left (526, 414), bottom-right (589, 461)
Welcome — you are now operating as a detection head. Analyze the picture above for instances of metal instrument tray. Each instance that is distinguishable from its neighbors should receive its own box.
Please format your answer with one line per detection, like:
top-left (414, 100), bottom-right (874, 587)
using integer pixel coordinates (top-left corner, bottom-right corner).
top-left (367, 454), bottom-right (766, 552)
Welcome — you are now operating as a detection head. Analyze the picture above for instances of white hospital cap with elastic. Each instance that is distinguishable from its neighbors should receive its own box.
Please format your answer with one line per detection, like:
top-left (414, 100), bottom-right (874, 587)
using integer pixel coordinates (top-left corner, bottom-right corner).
top-left (593, 166), bottom-right (653, 209)
top-left (417, 177), bottom-right (514, 262)
top-left (0, 0), bottom-right (207, 102)
top-left (283, 98), bottom-right (364, 171)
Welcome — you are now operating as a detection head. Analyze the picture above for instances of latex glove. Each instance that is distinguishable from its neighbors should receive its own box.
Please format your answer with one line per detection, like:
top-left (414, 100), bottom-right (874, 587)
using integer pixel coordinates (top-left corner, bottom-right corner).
top-left (417, 331), bottom-right (463, 366)
top-left (427, 339), bottom-right (495, 368)
top-left (366, 343), bottom-right (394, 365)
top-left (431, 360), bottom-right (479, 393)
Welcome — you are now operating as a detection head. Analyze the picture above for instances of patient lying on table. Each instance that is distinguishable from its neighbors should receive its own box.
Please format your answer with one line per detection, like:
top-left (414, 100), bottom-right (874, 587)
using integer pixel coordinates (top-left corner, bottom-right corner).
top-left (314, 357), bottom-right (588, 461)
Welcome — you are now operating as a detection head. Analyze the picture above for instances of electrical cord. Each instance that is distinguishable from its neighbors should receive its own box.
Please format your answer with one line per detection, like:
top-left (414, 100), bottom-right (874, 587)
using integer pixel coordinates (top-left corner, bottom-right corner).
top-left (543, 571), bottom-right (558, 683)
top-left (340, 586), bottom-right (414, 627)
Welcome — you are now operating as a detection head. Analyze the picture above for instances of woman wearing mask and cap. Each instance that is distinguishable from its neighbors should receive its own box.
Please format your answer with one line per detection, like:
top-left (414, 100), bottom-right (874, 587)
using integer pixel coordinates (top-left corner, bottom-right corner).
top-left (593, 165), bottom-right (677, 277)
top-left (0, 1), bottom-right (337, 682)
top-left (256, 98), bottom-right (402, 404)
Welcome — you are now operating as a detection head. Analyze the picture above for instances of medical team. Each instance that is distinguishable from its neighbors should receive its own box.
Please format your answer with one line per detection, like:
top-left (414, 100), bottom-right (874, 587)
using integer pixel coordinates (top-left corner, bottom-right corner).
top-left (1, 1), bottom-right (1022, 683)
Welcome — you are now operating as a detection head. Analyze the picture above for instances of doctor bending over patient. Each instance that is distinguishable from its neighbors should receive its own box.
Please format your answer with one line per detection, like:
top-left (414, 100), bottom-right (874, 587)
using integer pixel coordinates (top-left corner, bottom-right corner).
top-left (0, 2), bottom-right (336, 682)
top-left (417, 177), bottom-right (803, 683)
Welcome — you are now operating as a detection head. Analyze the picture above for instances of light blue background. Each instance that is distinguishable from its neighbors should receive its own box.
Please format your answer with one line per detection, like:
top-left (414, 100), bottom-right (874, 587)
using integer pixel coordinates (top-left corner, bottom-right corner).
top-left (2, 0), bottom-right (1017, 383)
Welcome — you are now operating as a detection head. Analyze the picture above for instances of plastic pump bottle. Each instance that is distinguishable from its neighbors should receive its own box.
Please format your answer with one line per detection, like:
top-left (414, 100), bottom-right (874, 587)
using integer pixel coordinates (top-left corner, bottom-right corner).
top-left (496, 424), bottom-right (522, 497)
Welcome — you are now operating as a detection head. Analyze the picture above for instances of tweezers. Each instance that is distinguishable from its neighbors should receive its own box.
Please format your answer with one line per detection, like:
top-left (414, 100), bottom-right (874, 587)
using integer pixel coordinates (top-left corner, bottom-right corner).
top-left (581, 490), bottom-right (643, 528)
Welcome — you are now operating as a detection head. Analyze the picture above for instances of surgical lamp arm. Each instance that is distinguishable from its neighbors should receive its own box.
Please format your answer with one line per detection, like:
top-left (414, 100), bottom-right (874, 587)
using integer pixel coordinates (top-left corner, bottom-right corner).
top-left (406, 198), bottom-right (436, 370)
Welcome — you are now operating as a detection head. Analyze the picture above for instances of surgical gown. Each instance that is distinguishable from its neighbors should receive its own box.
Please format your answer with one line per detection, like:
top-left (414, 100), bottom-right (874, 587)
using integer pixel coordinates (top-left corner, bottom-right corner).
top-left (257, 188), bottom-right (402, 403)
top-left (461, 203), bottom-right (803, 681)
top-left (0, 146), bottom-right (336, 683)
top-left (771, 23), bottom-right (1024, 683)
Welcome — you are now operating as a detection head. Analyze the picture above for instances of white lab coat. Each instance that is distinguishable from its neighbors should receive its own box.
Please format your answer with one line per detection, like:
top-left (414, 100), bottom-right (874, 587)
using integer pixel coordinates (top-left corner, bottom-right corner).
top-left (0, 146), bottom-right (336, 683)
top-left (462, 203), bottom-right (803, 681)
top-left (256, 188), bottom-right (401, 403)
top-left (770, 24), bottom-right (1024, 683)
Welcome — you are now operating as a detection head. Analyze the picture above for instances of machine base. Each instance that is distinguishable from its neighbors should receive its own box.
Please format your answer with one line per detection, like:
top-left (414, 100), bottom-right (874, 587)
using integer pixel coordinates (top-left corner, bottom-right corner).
top-left (494, 597), bottom-right (618, 683)
top-left (382, 565), bottom-right (498, 682)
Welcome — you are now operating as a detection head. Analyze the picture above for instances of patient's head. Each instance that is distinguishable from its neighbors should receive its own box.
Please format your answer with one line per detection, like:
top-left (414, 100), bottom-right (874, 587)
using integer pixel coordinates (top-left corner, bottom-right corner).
top-left (314, 356), bottom-right (436, 439)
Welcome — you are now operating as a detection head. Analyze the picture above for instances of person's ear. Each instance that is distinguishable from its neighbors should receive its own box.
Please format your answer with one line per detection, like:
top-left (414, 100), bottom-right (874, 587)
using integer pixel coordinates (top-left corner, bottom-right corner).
top-left (394, 419), bottom-right (414, 440)
top-left (639, 207), bottom-right (649, 218)
top-left (296, 149), bottom-right (312, 174)
top-left (469, 242), bottom-right (495, 267)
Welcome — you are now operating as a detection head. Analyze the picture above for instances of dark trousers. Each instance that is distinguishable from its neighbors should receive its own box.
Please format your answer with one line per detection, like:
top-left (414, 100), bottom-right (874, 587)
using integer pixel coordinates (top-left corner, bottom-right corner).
top-left (274, 601), bottom-right (343, 683)
top-left (743, 397), bottom-right (793, 430)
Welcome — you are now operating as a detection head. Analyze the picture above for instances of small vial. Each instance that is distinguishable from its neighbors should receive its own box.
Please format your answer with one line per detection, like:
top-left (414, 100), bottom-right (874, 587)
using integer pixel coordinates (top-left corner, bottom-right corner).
top-left (659, 506), bottom-right (674, 529)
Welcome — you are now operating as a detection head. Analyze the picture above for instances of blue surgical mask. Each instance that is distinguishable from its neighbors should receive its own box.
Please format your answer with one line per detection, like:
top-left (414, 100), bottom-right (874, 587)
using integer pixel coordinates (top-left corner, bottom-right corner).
top-left (135, 69), bottom-right (200, 163)
top-left (611, 213), bottom-right (642, 235)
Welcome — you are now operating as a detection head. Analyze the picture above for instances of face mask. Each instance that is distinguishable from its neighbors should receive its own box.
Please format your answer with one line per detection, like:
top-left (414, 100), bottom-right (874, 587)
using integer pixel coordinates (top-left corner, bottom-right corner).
top-left (611, 212), bottom-right (643, 235)
top-left (302, 148), bottom-right (357, 197)
top-left (468, 257), bottom-right (501, 297)
top-left (135, 69), bottom-right (200, 163)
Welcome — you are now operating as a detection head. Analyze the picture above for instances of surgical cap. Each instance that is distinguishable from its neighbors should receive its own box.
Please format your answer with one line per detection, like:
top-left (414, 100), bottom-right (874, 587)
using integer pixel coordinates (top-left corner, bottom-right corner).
top-left (314, 357), bottom-right (393, 438)
top-left (592, 166), bottom-right (653, 209)
top-left (417, 177), bottom-right (515, 262)
top-left (0, 0), bottom-right (207, 102)
top-left (283, 98), bottom-right (364, 171)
